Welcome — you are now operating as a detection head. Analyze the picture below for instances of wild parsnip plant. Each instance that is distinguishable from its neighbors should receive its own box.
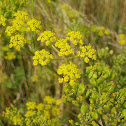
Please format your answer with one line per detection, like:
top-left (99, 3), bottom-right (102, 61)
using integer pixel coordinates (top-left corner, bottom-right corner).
top-left (0, 0), bottom-right (126, 126)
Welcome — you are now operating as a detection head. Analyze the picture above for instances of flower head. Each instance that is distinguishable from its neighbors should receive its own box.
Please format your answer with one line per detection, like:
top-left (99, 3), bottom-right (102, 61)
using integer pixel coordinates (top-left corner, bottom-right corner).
top-left (9, 34), bottom-right (26, 51)
top-left (37, 31), bottom-right (57, 46)
top-left (33, 49), bottom-right (53, 66)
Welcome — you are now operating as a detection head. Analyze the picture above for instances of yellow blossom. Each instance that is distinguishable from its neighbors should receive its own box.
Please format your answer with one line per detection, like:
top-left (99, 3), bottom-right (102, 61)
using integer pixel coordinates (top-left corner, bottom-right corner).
top-left (57, 62), bottom-right (81, 84)
top-left (26, 102), bottom-right (36, 110)
top-left (4, 52), bottom-right (16, 60)
top-left (78, 45), bottom-right (96, 63)
top-left (27, 18), bottom-right (42, 32)
top-left (66, 31), bottom-right (84, 45)
top-left (37, 31), bottom-right (57, 46)
top-left (0, 16), bottom-right (7, 26)
top-left (33, 49), bottom-right (53, 66)
top-left (55, 39), bottom-right (74, 56)
top-left (119, 34), bottom-right (126, 45)
top-left (9, 34), bottom-right (26, 51)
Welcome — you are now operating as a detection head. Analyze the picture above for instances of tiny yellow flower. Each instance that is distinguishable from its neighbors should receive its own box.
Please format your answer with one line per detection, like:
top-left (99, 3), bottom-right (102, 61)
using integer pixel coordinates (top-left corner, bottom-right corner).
top-left (84, 57), bottom-right (89, 63)
top-left (58, 78), bottom-right (63, 83)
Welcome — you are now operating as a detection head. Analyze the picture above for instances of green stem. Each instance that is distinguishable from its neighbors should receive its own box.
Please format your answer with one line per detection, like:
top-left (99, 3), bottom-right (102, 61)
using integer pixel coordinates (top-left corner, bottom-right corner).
top-left (52, 58), bottom-right (64, 60)
top-left (98, 86), bottom-right (101, 96)
top-left (32, 0), bottom-right (34, 17)
top-left (51, 45), bottom-right (59, 53)
top-left (75, 83), bottom-right (79, 100)
top-left (45, 65), bottom-right (62, 77)
top-left (67, 55), bottom-right (78, 60)
top-left (22, 47), bottom-right (34, 56)
top-left (32, 31), bottom-right (36, 49)
top-left (79, 0), bottom-right (84, 12)
top-left (81, 75), bottom-right (90, 83)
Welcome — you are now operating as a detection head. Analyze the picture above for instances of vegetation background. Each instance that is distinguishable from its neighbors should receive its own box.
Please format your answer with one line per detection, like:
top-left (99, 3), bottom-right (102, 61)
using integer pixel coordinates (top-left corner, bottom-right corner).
top-left (0, 0), bottom-right (126, 125)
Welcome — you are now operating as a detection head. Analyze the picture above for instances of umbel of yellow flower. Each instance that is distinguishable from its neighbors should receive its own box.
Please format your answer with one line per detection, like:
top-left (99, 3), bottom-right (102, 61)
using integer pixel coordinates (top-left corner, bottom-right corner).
top-left (26, 102), bottom-right (36, 110)
top-left (11, 11), bottom-right (29, 32)
top-left (3, 96), bottom-right (61, 126)
top-left (57, 62), bottom-right (81, 86)
top-left (9, 34), bottom-right (26, 51)
top-left (5, 26), bottom-right (15, 36)
top-left (55, 39), bottom-right (74, 56)
top-left (27, 18), bottom-right (42, 33)
top-left (13, 11), bottom-right (28, 20)
top-left (0, 16), bottom-right (7, 26)
top-left (78, 45), bottom-right (96, 63)
top-left (4, 52), bottom-right (16, 60)
top-left (66, 31), bottom-right (84, 45)
top-left (2, 105), bottom-right (24, 125)
top-left (33, 49), bottom-right (53, 66)
top-left (119, 34), bottom-right (126, 45)
top-left (91, 25), bottom-right (110, 36)
top-left (37, 31), bottom-right (57, 46)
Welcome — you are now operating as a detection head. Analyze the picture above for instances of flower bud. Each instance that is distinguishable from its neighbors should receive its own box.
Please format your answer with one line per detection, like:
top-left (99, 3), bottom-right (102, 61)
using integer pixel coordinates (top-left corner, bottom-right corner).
top-left (92, 72), bottom-right (98, 79)
top-left (88, 71), bottom-right (94, 79)
top-left (108, 85), bottom-right (115, 93)
top-left (96, 77), bottom-right (104, 85)
top-left (90, 112), bottom-right (99, 120)
top-left (91, 91), bottom-right (98, 100)
top-left (90, 78), bottom-right (97, 87)
top-left (120, 96), bottom-right (125, 104)
top-left (97, 108), bottom-right (102, 115)
top-left (85, 89), bottom-right (91, 98)
top-left (122, 109), bottom-right (126, 118)
top-left (81, 104), bottom-right (88, 113)
top-left (123, 102), bottom-right (126, 108)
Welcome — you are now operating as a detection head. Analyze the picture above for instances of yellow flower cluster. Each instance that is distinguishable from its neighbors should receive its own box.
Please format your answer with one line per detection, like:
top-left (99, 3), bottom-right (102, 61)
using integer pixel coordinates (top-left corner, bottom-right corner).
top-left (12, 19), bottom-right (24, 31)
top-left (27, 18), bottom-right (42, 33)
top-left (5, 11), bottom-right (42, 37)
top-left (26, 102), bottom-right (36, 110)
top-left (57, 62), bottom-right (81, 85)
top-left (66, 31), bottom-right (83, 45)
top-left (55, 39), bottom-right (74, 56)
top-left (13, 11), bottom-right (28, 20)
top-left (3, 96), bottom-right (60, 126)
top-left (78, 45), bottom-right (96, 63)
top-left (25, 96), bottom-right (60, 125)
top-left (9, 34), bottom-right (26, 51)
top-left (5, 26), bottom-right (15, 36)
top-left (0, 16), bottom-right (7, 26)
top-left (2, 105), bottom-right (24, 125)
top-left (1, 45), bottom-right (9, 51)
top-left (4, 52), bottom-right (16, 60)
top-left (98, 26), bottom-right (110, 36)
top-left (44, 96), bottom-right (61, 105)
top-left (119, 34), bottom-right (126, 45)
top-left (91, 25), bottom-right (110, 37)
top-left (33, 49), bottom-right (53, 66)
top-left (1, 45), bottom-right (16, 60)
top-left (5, 11), bottom-right (43, 52)
top-left (37, 31), bottom-right (57, 46)
top-left (5, 11), bottom-right (28, 36)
